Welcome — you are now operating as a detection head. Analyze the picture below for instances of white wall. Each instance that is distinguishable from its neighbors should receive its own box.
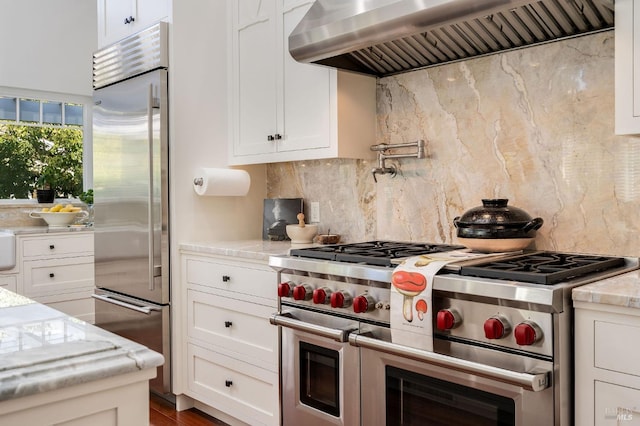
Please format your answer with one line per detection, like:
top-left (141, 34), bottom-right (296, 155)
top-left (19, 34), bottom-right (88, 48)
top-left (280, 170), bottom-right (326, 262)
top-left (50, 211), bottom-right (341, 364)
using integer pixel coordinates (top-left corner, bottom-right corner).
top-left (169, 1), bottom-right (267, 245)
top-left (0, 0), bottom-right (96, 96)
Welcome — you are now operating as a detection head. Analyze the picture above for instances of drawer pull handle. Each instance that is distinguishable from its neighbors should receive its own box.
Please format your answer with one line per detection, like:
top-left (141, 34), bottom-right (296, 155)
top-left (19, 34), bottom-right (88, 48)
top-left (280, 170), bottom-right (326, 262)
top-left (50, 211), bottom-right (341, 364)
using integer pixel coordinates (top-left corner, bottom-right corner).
top-left (222, 275), bottom-right (230, 282)
top-left (225, 380), bottom-right (233, 387)
top-left (49, 244), bottom-right (55, 250)
top-left (49, 273), bottom-right (54, 278)
top-left (224, 321), bottom-right (233, 328)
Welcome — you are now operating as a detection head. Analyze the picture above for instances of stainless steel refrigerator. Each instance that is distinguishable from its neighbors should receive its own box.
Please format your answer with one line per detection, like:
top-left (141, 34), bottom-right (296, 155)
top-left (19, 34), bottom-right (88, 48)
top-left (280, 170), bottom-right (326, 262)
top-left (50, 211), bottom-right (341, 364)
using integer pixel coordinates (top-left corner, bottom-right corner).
top-left (91, 22), bottom-right (171, 398)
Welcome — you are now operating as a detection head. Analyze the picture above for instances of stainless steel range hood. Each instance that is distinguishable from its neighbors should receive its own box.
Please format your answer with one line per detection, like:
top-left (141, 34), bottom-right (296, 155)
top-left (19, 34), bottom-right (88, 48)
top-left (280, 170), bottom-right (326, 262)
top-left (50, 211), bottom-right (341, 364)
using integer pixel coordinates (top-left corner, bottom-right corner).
top-left (289, 0), bottom-right (614, 77)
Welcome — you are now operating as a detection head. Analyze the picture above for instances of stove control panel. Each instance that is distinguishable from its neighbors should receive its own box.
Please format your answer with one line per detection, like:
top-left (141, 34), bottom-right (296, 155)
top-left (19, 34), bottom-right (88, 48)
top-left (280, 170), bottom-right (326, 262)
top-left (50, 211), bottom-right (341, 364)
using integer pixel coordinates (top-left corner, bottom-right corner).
top-left (276, 273), bottom-right (390, 323)
top-left (433, 295), bottom-right (553, 357)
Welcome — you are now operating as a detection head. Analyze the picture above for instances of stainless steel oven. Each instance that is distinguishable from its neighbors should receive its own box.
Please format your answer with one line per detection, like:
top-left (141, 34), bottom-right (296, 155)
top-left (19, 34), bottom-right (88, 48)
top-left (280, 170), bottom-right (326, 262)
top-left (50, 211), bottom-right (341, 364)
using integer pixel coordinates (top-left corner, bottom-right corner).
top-left (352, 327), bottom-right (552, 426)
top-left (271, 309), bottom-right (360, 426)
top-left (269, 242), bottom-right (639, 426)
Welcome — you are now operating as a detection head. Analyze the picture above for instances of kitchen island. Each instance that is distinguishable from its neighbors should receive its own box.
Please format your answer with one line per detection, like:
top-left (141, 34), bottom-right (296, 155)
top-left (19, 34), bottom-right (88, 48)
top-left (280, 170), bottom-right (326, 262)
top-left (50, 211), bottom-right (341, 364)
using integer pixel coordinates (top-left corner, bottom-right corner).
top-left (0, 287), bottom-right (164, 425)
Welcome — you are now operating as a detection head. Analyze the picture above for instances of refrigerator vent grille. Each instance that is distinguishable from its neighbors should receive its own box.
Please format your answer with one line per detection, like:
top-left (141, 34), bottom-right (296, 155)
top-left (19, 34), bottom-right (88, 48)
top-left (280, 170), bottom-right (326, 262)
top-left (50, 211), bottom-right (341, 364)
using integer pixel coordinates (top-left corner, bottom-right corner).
top-left (93, 22), bottom-right (168, 89)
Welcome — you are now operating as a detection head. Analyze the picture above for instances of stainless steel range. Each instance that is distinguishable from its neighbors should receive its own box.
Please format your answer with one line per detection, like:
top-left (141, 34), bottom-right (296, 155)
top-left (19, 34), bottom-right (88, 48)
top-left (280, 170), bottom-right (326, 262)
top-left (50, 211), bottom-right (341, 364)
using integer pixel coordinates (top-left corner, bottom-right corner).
top-left (269, 241), bottom-right (638, 426)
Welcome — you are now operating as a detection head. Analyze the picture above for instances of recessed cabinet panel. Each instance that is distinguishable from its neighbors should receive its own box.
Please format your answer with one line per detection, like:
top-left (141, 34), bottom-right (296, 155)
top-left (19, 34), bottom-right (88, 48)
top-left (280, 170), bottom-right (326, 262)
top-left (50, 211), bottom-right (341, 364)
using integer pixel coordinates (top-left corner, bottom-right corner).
top-left (23, 234), bottom-right (94, 258)
top-left (23, 257), bottom-right (94, 297)
top-left (185, 258), bottom-right (276, 304)
top-left (0, 275), bottom-right (17, 292)
top-left (595, 381), bottom-right (640, 425)
top-left (187, 289), bottom-right (277, 371)
top-left (615, 0), bottom-right (640, 134)
top-left (595, 320), bottom-right (640, 377)
top-left (187, 344), bottom-right (279, 426)
top-left (279, 2), bottom-right (331, 153)
top-left (233, 0), bottom-right (279, 157)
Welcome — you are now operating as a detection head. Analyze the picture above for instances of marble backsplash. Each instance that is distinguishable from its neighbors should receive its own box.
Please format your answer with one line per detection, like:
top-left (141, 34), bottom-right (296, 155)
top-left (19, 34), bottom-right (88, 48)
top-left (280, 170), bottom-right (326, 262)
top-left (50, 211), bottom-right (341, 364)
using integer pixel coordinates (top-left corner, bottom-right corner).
top-left (267, 31), bottom-right (640, 257)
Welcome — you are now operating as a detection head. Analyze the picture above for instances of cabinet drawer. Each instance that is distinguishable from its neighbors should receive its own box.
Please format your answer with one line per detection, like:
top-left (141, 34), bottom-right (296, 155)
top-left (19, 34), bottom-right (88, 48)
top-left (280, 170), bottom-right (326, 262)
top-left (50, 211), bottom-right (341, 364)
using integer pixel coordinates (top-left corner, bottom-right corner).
top-left (595, 320), bottom-right (640, 377)
top-left (185, 258), bottom-right (275, 304)
top-left (187, 344), bottom-right (279, 426)
top-left (187, 289), bottom-right (277, 371)
top-left (0, 275), bottom-right (17, 292)
top-left (595, 381), bottom-right (640, 424)
top-left (23, 257), bottom-right (94, 297)
top-left (22, 233), bottom-right (94, 258)
top-left (45, 297), bottom-right (95, 324)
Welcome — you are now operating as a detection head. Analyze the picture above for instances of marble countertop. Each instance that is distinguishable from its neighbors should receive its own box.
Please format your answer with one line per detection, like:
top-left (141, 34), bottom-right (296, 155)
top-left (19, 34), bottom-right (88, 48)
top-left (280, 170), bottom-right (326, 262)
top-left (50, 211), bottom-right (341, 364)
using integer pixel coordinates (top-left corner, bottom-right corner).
top-left (572, 270), bottom-right (640, 309)
top-left (0, 288), bottom-right (164, 402)
top-left (179, 239), bottom-right (311, 262)
top-left (1, 226), bottom-right (92, 235)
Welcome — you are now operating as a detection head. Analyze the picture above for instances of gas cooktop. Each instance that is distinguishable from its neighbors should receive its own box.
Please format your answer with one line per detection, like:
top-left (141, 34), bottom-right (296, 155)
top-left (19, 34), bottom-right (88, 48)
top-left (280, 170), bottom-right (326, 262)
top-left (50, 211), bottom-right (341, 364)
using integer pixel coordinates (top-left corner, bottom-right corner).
top-left (289, 240), bottom-right (465, 267)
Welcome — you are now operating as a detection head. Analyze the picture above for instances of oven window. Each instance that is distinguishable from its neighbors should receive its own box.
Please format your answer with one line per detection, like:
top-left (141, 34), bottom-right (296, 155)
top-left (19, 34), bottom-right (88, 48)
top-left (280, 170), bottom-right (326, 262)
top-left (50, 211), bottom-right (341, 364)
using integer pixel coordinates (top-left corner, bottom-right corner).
top-left (299, 341), bottom-right (340, 417)
top-left (386, 366), bottom-right (515, 426)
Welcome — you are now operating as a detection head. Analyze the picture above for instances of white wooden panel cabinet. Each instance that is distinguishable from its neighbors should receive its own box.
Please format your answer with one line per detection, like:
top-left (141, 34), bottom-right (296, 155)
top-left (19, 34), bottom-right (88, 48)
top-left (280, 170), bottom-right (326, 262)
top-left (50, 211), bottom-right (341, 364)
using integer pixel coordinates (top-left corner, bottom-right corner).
top-left (18, 233), bottom-right (95, 323)
top-left (97, 0), bottom-right (170, 47)
top-left (0, 275), bottom-right (17, 292)
top-left (615, 0), bottom-right (640, 134)
top-left (229, 0), bottom-right (376, 165)
top-left (180, 251), bottom-right (279, 425)
top-left (575, 301), bottom-right (640, 425)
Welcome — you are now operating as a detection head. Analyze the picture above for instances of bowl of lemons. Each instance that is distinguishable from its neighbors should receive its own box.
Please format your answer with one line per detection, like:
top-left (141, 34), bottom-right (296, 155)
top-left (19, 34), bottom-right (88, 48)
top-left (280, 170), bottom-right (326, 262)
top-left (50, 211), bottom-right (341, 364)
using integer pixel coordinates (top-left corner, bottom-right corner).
top-left (29, 204), bottom-right (88, 227)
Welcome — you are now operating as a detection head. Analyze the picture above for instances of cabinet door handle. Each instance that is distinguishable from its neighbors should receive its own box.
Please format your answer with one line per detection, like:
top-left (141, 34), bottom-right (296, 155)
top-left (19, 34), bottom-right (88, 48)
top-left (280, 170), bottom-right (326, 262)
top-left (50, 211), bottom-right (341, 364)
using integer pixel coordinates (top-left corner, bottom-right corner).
top-left (267, 135), bottom-right (275, 141)
top-left (124, 15), bottom-right (135, 24)
top-left (49, 244), bottom-right (55, 250)
top-left (224, 321), bottom-right (233, 328)
top-left (225, 380), bottom-right (233, 387)
top-left (274, 133), bottom-right (282, 140)
top-left (49, 273), bottom-right (55, 278)
top-left (222, 275), bottom-right (230, 282)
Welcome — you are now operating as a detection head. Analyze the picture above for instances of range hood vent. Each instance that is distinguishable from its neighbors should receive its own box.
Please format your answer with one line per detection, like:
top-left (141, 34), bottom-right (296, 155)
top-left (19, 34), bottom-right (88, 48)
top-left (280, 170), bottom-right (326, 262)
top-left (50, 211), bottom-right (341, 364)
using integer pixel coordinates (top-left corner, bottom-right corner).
top-left (289, 0), bottom-right (614, 77)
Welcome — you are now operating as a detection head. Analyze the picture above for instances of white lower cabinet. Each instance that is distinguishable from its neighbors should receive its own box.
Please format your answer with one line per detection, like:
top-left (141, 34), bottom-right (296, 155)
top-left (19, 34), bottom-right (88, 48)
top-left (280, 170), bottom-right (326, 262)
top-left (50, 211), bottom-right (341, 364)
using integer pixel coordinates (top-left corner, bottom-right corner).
top-left (0, 274), bottom-right (17, 292)
top-left (575, 301), bottom-right (640, 425)
top-left (18, 232), bottom-right (95, 323)
top-left (180, 252), bottom-right (279, 426)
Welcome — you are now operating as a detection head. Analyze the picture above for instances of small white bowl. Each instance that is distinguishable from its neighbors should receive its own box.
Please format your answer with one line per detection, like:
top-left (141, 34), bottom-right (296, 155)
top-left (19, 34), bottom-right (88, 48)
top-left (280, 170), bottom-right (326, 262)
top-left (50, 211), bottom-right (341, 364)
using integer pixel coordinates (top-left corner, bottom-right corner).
top-left (30, 211), bottom-right (88, 228)
top-left (286, 224), bottom-right (318, 244)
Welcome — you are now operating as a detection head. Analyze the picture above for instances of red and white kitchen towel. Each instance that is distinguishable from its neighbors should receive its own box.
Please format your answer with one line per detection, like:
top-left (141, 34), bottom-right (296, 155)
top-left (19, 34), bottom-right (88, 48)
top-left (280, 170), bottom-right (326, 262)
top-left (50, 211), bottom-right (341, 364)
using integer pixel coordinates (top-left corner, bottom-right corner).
top-left (390, 249), bottom-right (505, 351)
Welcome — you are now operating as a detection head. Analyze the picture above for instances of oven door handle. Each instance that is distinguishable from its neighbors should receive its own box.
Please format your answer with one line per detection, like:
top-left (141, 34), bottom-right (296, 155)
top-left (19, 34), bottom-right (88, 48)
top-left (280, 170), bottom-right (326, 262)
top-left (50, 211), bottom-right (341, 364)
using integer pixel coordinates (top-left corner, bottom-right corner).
top-left (269, 313), bottom-right (355, 342)
top-left (348, 332), bottom-right (549, 392)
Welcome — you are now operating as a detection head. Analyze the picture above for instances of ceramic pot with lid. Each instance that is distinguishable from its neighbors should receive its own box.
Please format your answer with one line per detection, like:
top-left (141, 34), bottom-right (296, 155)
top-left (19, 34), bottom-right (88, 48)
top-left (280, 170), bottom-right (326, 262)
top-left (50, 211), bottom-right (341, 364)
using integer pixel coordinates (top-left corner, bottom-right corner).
top-left (453, 199), bottom-right (543, 252)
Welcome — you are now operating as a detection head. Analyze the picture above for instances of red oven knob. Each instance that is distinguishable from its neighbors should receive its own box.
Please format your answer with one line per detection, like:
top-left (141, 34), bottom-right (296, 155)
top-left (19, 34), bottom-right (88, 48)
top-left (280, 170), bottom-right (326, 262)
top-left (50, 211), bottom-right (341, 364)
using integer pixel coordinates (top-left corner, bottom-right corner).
top-left (484, 316), bottom-right (511, 339)
top-left (292, 284), bottom-right (313, 301)
top-left (514, 321), bottom-right (542, 346)
top-left (277, 282), bottom-right (292, 298)
top-left (330, 291), bottom-right (352, 308)
top-left (312, 287), bottom-right (332, 304)
top-left (436, 309), bottom-right (461, 330)
top-left (353, 294), bottom-right (375, 313)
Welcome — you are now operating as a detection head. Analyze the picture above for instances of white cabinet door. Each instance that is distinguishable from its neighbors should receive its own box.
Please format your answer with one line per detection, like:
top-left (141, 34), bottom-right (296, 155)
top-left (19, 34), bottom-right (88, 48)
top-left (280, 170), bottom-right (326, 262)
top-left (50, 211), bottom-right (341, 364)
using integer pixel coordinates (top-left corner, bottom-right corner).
top-left (595, 381), bottom-right (640, 425)
top-left (279, 1), bottom-right (332, 153)
top-left (615, 0), bottom-right (640, 134)
top-left (231, 0), bottom-right (279, 157)
top-left (97, 0), bottom-right (169, 47)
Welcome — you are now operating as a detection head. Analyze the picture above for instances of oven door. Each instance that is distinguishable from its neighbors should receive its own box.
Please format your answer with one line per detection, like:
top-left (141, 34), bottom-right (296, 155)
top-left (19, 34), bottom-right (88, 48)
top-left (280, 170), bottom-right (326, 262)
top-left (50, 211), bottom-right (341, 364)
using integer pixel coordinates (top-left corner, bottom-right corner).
top-left (271, 310), bottom-right (359, 426)
top-left (351, 331), bottom-right (554, 426)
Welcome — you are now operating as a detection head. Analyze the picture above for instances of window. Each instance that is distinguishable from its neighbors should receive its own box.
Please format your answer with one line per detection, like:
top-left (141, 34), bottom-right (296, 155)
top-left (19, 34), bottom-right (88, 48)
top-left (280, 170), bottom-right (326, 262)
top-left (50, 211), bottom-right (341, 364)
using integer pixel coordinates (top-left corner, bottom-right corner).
top-left (0, 92), bottom-right (90, 200)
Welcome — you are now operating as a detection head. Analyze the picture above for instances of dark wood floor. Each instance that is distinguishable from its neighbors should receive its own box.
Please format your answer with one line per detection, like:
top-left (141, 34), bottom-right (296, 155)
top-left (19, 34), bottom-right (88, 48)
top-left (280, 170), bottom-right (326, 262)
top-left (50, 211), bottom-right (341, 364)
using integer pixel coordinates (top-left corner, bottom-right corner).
top-left (150, 394), bottom-right (230, 426)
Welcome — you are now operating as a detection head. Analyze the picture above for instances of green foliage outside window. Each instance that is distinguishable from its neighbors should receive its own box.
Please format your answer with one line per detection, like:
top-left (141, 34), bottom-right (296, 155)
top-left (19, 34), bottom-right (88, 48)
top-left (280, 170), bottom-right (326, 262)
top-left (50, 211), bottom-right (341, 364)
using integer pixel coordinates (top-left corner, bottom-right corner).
top-left (0, 124), bottom-right (83, 199)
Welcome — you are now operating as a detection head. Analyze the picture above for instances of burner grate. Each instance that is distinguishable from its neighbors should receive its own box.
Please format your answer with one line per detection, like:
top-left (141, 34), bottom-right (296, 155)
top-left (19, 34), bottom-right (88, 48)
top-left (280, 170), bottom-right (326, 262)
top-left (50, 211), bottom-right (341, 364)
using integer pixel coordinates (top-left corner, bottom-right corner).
top-left (459, 252), bottom-right (626, 285)
top-left (290, 241), bottom-right (464, 267)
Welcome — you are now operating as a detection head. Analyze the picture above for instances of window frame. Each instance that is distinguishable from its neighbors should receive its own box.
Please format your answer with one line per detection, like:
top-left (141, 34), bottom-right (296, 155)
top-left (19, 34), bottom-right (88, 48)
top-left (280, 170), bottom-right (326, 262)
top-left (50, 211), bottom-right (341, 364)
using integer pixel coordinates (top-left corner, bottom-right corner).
top-left (0, 86), bottom-right (92, 202)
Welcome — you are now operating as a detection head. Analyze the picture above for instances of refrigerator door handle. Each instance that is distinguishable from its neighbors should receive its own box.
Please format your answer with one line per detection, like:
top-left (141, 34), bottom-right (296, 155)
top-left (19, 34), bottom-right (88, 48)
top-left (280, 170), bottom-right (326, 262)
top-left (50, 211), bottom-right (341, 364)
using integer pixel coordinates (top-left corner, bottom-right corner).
top-left (92, 293), bottom-right (162, 315)
top-left (147, 83), bottom-right (161, 291)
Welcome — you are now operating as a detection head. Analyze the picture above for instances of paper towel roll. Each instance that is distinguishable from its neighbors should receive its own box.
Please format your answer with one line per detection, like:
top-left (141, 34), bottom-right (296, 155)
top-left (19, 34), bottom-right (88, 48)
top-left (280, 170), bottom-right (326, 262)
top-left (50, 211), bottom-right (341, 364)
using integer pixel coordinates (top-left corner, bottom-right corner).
top-left (193, 168), bottom-right (250, 196)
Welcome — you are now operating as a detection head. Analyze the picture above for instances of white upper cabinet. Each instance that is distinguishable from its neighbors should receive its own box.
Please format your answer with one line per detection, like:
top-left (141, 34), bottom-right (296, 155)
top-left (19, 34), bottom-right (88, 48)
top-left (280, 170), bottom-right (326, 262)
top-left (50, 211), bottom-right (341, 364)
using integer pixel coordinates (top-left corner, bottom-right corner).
top-left (229, 0), bottom-right (377, 165)
top-left (97, 0), bottom-right (170, 47)
top-left (615, 0), bottom-right (640, 134)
